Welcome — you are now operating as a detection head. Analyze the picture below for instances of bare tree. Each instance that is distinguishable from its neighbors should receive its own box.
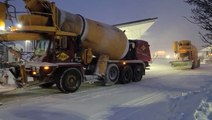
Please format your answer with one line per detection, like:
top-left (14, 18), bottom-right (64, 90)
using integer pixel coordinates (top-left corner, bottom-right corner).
top-left (185, 0), bottom-right (212, 46)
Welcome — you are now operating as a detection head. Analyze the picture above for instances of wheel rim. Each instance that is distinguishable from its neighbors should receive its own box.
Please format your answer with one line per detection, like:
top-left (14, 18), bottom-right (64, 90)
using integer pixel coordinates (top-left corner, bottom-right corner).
top-left (59, 68), bottom-right (82, 93)
top-left (124, 67), bottom-right (132, 82)
top-left (109, 66), bottom-right (118, 82)
top-left (124, 70), bottom-right (131, 80)
top-left (134, 66), bottom-right (143, 81)
top-left (120, 65), bottom-right (133, 84)
top-left (67, 75), bottom-right (78, 89)
top-left (105, 64), bottom-right (119, 85)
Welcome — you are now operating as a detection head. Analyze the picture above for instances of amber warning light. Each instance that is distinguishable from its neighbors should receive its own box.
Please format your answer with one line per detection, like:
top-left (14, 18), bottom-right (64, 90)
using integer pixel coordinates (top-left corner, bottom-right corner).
top-left (44, 66), bottom-right (50, 70)
top-left (32, 71), bottom-right (37, 75)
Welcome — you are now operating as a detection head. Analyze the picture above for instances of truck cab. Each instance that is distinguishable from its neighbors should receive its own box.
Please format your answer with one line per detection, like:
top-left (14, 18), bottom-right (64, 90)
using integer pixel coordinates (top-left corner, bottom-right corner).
top-left (125, 40), bottom-right (151, 67)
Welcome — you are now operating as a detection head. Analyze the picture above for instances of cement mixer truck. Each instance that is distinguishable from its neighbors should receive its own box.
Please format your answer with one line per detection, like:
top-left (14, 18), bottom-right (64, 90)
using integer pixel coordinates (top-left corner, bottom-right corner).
top-left (170, 40), bottom-right (200, 69)
top-left (0, 0), bottom-right (153, 93)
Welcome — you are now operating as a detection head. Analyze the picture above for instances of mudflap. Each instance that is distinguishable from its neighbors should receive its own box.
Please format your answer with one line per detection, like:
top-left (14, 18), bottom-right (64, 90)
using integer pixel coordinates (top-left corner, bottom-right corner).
top-left (170, 60), bottom-right (193, 69)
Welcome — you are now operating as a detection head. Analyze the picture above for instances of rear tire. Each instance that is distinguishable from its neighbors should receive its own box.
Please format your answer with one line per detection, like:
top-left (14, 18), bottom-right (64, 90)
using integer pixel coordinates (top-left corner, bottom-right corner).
top-left (56, 68), bottom-right (82, 93)
top-left (119, 65), bottom-right (133, 84)
top-left (103, 64), bottom-right (119, 85)
top-left (191, 61), bottom-right (195, 69)
top-left (133, 65), bottom-right (143, 82)
top-left (197, 59), bottom-right (200, 68)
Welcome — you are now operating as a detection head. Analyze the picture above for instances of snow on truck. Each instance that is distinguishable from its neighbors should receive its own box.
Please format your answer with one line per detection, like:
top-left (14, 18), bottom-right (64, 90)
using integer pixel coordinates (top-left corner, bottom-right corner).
top-left (0, 0), bottom-right (156, 93)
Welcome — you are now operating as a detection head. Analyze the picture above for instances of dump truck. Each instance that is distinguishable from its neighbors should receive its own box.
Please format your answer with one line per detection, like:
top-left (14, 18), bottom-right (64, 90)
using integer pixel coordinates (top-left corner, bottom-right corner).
top-left (170, 40), bottom-right (200, 69)
top-left (0, 0), bottom-right (153, 93)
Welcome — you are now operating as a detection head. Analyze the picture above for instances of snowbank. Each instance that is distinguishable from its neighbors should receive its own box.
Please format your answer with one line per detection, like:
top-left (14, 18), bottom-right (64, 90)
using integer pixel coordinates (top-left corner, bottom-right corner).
top-left (168, 76), bottom-right (212, 120)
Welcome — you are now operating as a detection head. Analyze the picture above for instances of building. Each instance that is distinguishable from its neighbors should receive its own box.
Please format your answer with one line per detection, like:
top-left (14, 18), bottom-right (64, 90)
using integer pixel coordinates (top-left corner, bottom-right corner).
top-left (199, 45), bottom-right (212, 64)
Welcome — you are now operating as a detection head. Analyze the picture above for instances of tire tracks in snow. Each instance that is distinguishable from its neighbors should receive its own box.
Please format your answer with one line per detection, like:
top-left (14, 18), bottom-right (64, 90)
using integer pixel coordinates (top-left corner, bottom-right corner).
top-left (89, 92), bottom-right (166, 120)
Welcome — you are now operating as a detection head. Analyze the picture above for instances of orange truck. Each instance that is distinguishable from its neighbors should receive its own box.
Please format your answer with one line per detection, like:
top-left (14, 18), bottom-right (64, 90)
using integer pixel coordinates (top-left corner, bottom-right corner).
top-left (0, 0), bottom-right (154, 93)
top-left (170, 40), bottom-right (200, 69)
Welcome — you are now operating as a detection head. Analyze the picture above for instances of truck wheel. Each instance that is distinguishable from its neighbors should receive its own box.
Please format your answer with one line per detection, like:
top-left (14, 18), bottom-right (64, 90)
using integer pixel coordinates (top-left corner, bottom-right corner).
top-left (119, 65), bottom-right (133, 84)
top-left (191, 61), bottom-right (195, 69)
top-left (197, 59), bottom-right (200, 68)
top-left (57, 68), bottom-right (82, 93)
top-left (39, 82), bottom-right (54, 88)
top-left (133, 65), bottom-right (143, 82)
top-left (104, 64), bottom-right (119, 85)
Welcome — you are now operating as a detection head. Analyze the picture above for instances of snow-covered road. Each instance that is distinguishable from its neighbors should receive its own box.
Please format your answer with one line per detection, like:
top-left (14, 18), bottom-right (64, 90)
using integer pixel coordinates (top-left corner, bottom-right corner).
top-left (0, 59), bottom-right (212, 120)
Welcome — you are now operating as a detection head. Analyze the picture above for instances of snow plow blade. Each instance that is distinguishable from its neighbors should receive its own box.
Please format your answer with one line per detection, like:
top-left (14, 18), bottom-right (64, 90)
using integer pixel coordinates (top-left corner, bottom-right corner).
top-left (170, 60), bottom-right (193, 69)
top-left (0, 85), bottom-right (16, 93)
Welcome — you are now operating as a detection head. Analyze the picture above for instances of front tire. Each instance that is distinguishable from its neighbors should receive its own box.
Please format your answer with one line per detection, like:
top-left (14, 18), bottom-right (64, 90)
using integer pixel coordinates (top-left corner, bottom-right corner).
top-left (57, 68), bottom-right (82, 93)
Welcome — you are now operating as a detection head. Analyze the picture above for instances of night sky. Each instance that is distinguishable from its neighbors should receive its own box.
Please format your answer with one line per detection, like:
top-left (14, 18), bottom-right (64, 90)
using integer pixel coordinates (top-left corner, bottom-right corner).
top-left (3, 0), bottom-right (203, 56)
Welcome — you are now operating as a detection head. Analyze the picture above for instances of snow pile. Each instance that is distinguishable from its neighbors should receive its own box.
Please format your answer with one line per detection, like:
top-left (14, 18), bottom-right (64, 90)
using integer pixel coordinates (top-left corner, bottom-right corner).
top-left (168, 86), bottom-right (212, 120)
top-left (0, 85), bottom-right (4, 89)
top-left (194, 100), bottom-right (212, 120)
top-left (0, 69), bottom-right (16, 93)
top-left (0, 85), bottom-right (16, 93)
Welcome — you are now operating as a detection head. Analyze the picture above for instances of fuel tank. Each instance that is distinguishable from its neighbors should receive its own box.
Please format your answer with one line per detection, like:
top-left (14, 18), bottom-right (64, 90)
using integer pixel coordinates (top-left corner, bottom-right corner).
top-left (58, 10), bottom-right (129, 60)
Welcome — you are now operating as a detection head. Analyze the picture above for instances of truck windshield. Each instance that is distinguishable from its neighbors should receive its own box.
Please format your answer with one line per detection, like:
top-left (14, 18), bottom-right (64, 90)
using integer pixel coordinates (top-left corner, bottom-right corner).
top-left (35, 40), bottom-right (50, 56)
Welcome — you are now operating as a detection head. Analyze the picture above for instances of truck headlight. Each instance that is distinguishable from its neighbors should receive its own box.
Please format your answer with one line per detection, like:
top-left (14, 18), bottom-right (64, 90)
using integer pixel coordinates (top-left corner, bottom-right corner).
top-left (32, 71), bottom-right (37, 75)
top-left (29, 66), bottom-right (40, 76)
top-left (40, 66), bottom-right (55, 75)
top-left (43, 66), bottom-right (50, 70)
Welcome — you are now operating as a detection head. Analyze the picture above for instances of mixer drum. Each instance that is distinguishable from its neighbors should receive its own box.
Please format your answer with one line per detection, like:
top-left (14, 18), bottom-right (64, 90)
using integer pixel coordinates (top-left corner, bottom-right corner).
top-left (23, 0), bottom-right (129, 59)
top-left (59, 10), bottom-right (129, 60)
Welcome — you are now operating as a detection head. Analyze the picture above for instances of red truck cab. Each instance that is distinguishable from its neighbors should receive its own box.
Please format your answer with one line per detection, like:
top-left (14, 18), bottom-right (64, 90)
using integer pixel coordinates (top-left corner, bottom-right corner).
top-left (125, 40), bottom-right (151, 67)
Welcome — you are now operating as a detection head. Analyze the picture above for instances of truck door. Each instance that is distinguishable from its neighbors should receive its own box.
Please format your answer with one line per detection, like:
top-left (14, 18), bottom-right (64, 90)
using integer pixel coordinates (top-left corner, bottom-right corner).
top-left (55, 37), bottom-right (75, 63)
top-left (135, 40), bottom-right (151, 62)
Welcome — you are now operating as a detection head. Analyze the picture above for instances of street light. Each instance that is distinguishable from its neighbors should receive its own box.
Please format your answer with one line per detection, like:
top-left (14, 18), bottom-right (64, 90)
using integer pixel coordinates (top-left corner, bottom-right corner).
top-left (17, 23), bottom-right (22, 29)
